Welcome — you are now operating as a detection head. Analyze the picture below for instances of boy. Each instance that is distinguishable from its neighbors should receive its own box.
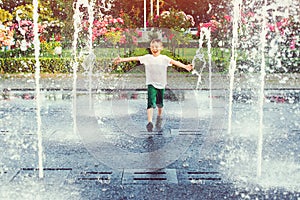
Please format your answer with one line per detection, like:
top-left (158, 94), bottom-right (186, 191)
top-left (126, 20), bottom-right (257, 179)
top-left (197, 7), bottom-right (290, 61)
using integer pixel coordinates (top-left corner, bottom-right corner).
top-left (114, 39), bottom-right (193, 132)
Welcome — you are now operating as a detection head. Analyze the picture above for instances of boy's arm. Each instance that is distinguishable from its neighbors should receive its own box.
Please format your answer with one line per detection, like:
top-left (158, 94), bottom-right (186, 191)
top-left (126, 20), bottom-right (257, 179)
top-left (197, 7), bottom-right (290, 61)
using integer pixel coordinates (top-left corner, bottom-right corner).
top-left (170, 59), bottom-right (193, 72)
top-left (114, 56), bottom-right (139, 64)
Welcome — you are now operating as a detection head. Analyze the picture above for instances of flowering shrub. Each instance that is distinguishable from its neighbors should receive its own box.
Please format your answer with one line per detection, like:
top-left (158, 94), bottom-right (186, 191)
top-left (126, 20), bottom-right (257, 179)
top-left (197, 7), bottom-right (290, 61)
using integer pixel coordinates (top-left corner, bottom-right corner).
top-left (80, 14), bottom-right (142, 55)
top-left (158, 9), bottom-right (195, 31)
top-left (146, 9), bottom-right (195, 55)
top-left (211, 9), bottom-right (299, 73)
top-left (82, 15), bottom-right (124, 44)
top-left (0, 8), bottom-right (13, 22)
top-left (199, 19), bottom-right (220, 33)
top-left (40, 20), bottom-right (65, 42)
top-left (0, 23), bottom-right (14, 50)
top-left (40, 41), bottom-right (62, 56)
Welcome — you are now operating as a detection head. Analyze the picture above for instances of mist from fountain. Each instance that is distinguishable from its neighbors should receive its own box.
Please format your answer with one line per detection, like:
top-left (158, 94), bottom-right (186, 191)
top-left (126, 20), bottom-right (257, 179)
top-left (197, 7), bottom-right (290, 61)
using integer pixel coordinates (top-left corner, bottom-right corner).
top-left (221, 0), bottom-right (299, 191)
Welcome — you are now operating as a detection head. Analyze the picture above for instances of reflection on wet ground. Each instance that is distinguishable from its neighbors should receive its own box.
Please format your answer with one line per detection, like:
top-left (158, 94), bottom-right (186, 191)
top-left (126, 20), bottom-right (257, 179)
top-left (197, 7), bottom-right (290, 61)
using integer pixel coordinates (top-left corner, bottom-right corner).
top-left (0, 89), bottom-right (299, 199)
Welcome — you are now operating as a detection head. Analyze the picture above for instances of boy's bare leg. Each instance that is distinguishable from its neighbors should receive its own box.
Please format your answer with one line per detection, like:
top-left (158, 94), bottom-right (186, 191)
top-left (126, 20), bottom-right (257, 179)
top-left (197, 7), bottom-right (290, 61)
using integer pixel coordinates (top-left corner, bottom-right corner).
top-left (157, 107), bottom-right (163, 117)
top-left (156, 107), bottom-right (163, 131)
top-left (146, 108), bottom-right (154, 132)
top-left (147, 108), bottom-right (153, 122)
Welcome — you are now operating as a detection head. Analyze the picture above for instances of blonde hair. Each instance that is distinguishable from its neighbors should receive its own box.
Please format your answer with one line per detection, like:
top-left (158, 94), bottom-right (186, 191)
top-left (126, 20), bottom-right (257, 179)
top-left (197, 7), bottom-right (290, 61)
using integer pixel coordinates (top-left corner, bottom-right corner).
top-left (150, 39), bottom-right (163, 46)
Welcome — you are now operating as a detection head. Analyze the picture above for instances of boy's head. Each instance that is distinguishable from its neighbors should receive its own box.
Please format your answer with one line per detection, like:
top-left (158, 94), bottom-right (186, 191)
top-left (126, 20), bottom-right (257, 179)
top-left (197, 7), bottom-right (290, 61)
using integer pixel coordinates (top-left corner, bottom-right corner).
top-left (150, 39), bottom-right (163, 56)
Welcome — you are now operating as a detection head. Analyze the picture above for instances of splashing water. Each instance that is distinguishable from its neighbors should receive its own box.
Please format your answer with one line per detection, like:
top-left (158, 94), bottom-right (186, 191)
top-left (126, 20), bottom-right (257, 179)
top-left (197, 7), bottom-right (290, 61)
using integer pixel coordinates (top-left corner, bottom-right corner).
top-left (32, 0), bottom-right (43, 178)
top-left (221, 0), bottom-right (300, 190)
top-left (192, 27), bottom-right (213, 108)
top-left (227, 0), bottom-right (242, 135)
top-left (192, 29), bottom-right (211, 87)
top-left (72, 0), bottom-right (82, 137)
top-left (71, 0), bottom-right (96, 134)
top-left (72, 0), bottom-right (113, 112)
top-left (257, 0), bottom-right (268, 179)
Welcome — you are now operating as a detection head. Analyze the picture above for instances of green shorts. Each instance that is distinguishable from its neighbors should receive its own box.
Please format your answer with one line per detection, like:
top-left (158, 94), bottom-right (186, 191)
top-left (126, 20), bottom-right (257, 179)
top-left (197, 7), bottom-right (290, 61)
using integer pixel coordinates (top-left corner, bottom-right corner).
top-left (147, 85), bottom-right (165, 109)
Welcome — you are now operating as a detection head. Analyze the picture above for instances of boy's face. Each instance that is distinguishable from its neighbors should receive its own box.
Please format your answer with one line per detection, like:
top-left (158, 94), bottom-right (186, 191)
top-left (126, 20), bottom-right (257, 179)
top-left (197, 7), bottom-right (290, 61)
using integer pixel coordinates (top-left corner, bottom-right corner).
top-left (150, 42), bottom-right (163, 56)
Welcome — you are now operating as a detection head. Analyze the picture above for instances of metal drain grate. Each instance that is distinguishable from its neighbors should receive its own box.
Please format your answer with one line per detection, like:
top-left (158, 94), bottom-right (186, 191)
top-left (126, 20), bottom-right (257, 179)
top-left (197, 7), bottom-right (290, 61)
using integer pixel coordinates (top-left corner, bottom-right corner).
top-left (186, 171), bottom-right (222, 184)
top-left (140, 131), bottom-right (163, 136)
top-left (122, 169), bottom-right (178, 184)
top-left (21, 168), bottom-right (72, 171)
top-left (77, 171), bottom-right (113, 181)
top-left (170, 129), bottom-right (203, 136)
top-left (12, 167), bottom-right (72, 184)
top-left (0, 130), bottom-right (8, 135)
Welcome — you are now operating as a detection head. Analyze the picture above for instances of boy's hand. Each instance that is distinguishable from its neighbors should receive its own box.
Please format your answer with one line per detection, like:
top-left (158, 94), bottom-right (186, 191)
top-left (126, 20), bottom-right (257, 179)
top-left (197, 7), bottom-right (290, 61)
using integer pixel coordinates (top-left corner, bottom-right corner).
top-left (113, 56), bottom-right (121, 64)
top-left (185, 64), bottom-right (193, 72)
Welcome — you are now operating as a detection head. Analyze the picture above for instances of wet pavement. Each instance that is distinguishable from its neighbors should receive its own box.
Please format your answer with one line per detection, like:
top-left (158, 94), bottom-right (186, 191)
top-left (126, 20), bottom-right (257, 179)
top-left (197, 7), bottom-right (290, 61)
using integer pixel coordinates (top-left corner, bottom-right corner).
top-left (0, 73), bottom-right (300, 199)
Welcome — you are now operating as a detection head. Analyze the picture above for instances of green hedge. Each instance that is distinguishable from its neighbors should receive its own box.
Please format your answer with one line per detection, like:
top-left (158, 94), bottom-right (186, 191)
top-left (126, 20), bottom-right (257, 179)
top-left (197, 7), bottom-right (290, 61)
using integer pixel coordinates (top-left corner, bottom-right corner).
top-left (0, 57), bottom-right (115, 74)
top-left (0, 57), bottom-right (72, 73)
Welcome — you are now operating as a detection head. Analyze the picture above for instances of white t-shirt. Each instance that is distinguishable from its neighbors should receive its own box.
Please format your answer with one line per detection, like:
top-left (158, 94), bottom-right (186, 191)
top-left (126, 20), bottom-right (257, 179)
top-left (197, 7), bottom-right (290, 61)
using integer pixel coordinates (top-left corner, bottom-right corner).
top-left (139, 54), bottom-right (172, 89)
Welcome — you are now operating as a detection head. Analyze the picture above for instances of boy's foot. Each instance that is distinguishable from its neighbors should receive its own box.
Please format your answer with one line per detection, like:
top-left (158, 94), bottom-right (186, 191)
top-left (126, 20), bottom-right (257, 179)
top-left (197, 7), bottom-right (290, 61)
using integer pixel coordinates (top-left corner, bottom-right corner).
top-left (155, 116), bottom-right (163, 131)
top-left (146, 122), bottom-right (153, 132)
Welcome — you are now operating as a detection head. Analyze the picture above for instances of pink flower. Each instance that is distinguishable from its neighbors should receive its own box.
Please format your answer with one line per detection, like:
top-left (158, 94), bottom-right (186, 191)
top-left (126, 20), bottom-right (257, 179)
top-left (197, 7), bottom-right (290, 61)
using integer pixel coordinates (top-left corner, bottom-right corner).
top-left (101, 27), bottom-right (108, 34)
top-left (117, 17), bottom-right (124, 24)
top-left (290, 37), bottom-right (296, 50)
top-left (132, 36), bottom-right (138, 45)
top-left (94, 20), bottom-right (101, 27)
top-left (247, 12), bottom-right (255, 17)
top-left (0, 32), bottom-right (4, 41)
top-left (23, 27), bottom-right (29, 32)
top-left (201, 22), bottom-right (211, 28)
top-left (92, 34), bottom-right (97, 42)
top-left (119, 35), bottom-right (126, 44)
top-left (38, 24), bottom-right (44, 33)
top-left (224, 15), bottom-right (231, 22)
top-left (137, 31), bottom-right (143, 37)
top-left (281, 18), bottom-right (289, 26)
top-left (268, 24), bottom-right (275, 32)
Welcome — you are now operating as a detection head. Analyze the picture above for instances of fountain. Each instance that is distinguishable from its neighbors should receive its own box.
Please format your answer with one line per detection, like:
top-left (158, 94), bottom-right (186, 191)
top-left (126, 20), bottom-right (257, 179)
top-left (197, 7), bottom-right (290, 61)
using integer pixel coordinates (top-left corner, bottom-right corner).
top-left (0, 0), bottom-right (299, 198)
top-left (219, 0), bottom-right (300, 191)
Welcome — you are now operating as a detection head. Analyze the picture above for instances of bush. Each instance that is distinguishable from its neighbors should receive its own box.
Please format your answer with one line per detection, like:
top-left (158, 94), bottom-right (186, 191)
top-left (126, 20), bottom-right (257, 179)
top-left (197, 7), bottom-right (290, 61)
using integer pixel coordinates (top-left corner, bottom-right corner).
top-left (0, 57), bottom-right (116, 74)
top-left (0, 48), bottom-right (35, 58)
top-left (0, 57), bottom-right (72, 73)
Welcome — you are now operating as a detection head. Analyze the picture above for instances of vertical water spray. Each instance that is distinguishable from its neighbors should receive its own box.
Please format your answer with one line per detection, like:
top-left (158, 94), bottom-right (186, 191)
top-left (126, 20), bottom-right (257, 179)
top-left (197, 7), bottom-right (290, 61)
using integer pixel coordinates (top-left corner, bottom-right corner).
top-left (257, 0), bottom-right (268, 178)
top-left (206, 29), bottom-right (212, 109)
top-left (227, 0), bottom-right (242, 135)
top-left (72, 0), bottom-right (112, 116)
top-left (72, 0), bottom-right (83, 136)
top-left (87, 0), bottom-right (95, 110)
top-left (32, 0), bottom-right (43, 178)
top-left (192, 27), bottom-right (213, 108)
